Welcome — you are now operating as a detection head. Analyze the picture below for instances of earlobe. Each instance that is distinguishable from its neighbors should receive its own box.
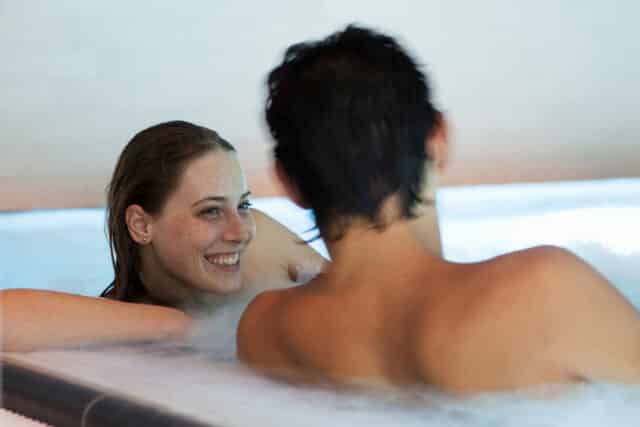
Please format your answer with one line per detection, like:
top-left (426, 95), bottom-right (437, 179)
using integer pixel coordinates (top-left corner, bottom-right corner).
top-left (125, 204), bottom-right (153, 245)
top-left (275, 161), bottom-right (310, 209)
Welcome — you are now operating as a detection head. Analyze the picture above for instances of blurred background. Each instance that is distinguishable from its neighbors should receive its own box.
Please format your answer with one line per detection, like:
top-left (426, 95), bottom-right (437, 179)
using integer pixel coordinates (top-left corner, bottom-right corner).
top-left (1, 0), bottom-right (638, 211)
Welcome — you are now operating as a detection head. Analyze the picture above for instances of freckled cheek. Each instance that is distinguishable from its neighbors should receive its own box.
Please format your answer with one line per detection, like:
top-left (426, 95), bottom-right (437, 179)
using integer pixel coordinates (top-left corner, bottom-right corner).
top-left (165, 219), bottom-right (214, 254)
top-left (190, 223), bottom-right (224, 251)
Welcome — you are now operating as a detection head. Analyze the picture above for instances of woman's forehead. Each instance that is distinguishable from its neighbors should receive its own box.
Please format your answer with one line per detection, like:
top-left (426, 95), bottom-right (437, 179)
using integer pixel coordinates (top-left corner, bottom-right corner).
top-left (175, 151), bottom-right (247, 200)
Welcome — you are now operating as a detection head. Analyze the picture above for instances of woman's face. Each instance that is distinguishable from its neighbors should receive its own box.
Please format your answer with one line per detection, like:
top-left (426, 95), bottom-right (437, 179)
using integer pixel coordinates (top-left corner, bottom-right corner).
top-left (143, 149), bottom-right (256, 298)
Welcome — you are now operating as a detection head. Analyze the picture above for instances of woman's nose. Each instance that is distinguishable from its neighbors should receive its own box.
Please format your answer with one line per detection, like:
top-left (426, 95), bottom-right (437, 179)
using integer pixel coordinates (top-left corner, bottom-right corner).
top-left (223, 212), bottom-right (252, 243)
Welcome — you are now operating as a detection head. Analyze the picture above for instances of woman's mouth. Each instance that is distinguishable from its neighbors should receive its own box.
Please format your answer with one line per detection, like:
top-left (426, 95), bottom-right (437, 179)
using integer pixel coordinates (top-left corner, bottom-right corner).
top-left (204, 253), bottom-right (240, 270)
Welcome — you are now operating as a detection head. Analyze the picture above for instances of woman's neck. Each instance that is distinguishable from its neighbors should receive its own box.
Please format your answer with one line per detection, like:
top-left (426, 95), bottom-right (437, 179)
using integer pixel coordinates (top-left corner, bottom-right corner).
top-left (138, 259), bottom-right (219, 314)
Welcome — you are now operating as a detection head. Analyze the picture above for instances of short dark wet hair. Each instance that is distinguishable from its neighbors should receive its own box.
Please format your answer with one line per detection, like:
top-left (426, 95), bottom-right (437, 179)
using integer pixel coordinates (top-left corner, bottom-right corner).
top-left (266, 25), bottom-right (439, 240)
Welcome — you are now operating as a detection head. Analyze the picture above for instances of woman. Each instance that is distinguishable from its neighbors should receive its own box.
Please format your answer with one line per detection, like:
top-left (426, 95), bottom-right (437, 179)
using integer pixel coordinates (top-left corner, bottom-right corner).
top-left (2, 121), bottom-right (325, 352)
top-left (237, 25), bottom-right (640, 393)
top-left (100, 120), bottom-right (323, 308)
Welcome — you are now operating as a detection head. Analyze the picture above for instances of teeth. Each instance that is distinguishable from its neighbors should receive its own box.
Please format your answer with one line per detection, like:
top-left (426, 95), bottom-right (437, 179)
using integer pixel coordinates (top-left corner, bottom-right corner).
top-left (206, 253), bottom-right (239, 266)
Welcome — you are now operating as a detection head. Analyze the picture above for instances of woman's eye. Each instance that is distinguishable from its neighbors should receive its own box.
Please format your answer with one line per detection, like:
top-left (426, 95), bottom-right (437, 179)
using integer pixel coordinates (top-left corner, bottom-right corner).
top-left (238, 200), bottom-right (252, 211)
top-left (200, 207), bottom-right (221, 218)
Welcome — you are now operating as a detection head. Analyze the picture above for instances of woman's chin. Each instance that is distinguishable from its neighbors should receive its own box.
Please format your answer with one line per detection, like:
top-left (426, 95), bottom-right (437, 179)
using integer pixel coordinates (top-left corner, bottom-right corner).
top-left (206, 276), bottom-right (243, 296)
top-left (199, 260), bottom-right (244, 294)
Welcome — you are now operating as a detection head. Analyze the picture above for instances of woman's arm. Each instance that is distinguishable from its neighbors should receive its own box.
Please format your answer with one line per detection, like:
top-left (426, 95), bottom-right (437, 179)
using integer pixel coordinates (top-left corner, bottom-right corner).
top-left (241, 209), bottom-right (327, 293)
top-left (1, 289), bottom-right (192, 352)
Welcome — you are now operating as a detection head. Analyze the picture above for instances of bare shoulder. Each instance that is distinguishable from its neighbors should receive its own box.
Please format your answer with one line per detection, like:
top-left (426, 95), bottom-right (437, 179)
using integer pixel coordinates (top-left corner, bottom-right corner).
top-left (241, 209), bottom-right (326, 291)
top-left (495, 245), bottom-right (640, 380)
top-left (250, 208), bottom-right (287, 232)
top-left (237, 283), bottom-right (332, 381)
top-left (237, 289), bottom-right (286, 364)
top-left (470, 245), bottom-right (631, 332)
top-left (420, 245), bottom-right (640, 389)
top-left (488, 244), bottom-right (619, 298)
top-left (236, 288), bottom-right (304, 373)
top-left (250, 208), bottom-right (325, 261)
top-left (250, 208), bottom-right (307, 245)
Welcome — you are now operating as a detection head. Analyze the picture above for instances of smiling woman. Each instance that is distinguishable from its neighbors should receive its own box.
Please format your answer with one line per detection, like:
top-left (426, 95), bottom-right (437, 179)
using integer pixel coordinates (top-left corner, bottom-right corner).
top-left (1, 121), bottom-right (326, 352)
top-left (102, 121), bottom-right (257, 306)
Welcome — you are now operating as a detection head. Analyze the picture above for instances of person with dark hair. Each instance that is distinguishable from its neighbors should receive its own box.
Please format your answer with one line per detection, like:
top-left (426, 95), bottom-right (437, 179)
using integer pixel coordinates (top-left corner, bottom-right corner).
top-left (2, 121), bottom-right (325, 352)
top-left (237, 25), bottom-right (640, 393)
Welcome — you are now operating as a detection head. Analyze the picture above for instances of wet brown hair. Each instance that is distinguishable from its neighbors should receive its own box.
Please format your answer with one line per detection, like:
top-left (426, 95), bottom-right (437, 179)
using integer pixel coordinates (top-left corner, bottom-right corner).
top-left (101, 121), bottom-right (235, 301)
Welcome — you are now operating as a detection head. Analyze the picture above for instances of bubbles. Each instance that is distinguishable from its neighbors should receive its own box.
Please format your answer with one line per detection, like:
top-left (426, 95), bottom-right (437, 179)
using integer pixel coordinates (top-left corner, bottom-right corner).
top-left (187, 297), bottom-right (249, 361)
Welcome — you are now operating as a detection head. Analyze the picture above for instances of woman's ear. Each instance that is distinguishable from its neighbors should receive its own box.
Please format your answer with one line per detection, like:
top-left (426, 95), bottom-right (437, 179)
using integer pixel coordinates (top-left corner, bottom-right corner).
top-left (425, 112), bottom-right (450, 173)
top-left (125, 204), bottom-right (153, 245)
top-left (275, 160), bottom-right (310, 209)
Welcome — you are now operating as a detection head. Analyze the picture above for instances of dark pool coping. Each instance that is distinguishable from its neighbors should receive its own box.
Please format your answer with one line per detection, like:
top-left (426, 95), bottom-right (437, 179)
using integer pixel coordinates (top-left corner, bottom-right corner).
top-left (1, 357), bottom-right (218, 427)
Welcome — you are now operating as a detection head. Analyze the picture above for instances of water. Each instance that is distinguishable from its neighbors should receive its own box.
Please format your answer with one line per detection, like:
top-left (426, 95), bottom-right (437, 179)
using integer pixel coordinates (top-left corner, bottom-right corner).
top-left (2, 178), bottom-right (640, 426)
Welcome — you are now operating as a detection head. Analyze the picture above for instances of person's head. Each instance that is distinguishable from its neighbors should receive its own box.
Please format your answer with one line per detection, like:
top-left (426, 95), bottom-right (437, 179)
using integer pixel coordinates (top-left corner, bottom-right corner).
top-left (266, 25), bottom-right (445, 240)
top-left (103, 121), bottom-right (255, 304)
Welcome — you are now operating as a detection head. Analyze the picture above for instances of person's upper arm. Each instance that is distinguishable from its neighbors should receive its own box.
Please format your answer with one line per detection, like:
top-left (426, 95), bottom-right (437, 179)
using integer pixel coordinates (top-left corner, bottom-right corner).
top-left (539, 247), bottom-right (640, 383)
top-left (241, 209), bottom-right (327, 291)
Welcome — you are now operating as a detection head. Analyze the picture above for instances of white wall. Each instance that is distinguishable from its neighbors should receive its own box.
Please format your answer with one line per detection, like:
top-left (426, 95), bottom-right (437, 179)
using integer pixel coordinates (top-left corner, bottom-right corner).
top-left (1, 1), bottom-right (638, 210)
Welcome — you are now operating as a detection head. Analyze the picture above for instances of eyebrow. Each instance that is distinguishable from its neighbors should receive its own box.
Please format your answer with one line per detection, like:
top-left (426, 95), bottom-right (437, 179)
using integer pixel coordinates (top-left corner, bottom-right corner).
top-left (192, 191), bottom-right (252, 207)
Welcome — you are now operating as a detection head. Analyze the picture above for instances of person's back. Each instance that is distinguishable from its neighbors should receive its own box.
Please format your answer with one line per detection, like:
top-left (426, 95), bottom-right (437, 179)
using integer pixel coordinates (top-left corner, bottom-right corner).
top-left (239, 216), bottom-right (640, 392)
top-left (237, 25), bottom-right (640, 393)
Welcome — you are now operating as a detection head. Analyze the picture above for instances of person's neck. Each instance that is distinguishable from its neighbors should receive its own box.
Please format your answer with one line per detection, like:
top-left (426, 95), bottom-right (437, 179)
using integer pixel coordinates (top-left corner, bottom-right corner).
top-left (407, 199), bottom-right (443, 256)
top-left (138, 255), bottom-right (224, 314)
top-left (409, 165), bottom-right (443, 255)
top-left (322, 200), bottom-right (443, 285)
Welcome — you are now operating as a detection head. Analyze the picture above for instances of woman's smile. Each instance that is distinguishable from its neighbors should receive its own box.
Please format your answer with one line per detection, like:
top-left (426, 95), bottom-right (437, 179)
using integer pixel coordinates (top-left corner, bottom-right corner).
top-left (204, 252), bottom-right (241, 273)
